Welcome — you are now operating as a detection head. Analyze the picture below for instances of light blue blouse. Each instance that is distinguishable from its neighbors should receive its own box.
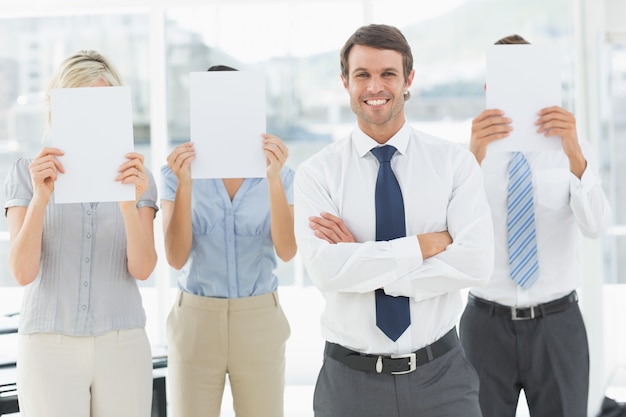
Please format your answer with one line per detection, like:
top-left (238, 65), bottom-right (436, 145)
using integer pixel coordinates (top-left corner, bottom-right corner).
top-left (4, 158), bottom-right (159, 336)
top-left (160, 165), bottom-right (294, 299)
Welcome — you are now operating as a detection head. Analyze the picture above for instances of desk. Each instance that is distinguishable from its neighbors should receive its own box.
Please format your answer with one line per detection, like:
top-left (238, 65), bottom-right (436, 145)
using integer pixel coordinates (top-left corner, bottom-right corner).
top-left (0, 316), bottom-right (18, 336)
top-left (0, 357), bottom-right (167, 416)
top-left (0, 365), bottom-right (18, 416)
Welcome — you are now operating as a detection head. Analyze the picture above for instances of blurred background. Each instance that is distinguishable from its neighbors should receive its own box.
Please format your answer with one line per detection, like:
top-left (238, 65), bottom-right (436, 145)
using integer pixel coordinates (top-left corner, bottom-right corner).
top-left (0, 0), bottom-right (624, 415)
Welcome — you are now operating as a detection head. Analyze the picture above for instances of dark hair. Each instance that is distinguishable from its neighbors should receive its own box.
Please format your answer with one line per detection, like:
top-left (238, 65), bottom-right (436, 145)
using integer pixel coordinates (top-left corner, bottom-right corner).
top-left (340, 24), bottom-right (413, 83)
top-left (207, 65), bottom-right (238, 71)
top-left (495, 34), bottom-right (530, 45)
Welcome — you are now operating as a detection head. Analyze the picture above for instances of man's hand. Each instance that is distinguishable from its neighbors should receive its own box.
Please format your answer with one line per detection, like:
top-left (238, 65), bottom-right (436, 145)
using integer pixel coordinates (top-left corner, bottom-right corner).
top-left (470, 109), bottom-right (512, 165)
top-left (309, 212), bottom-right (356, 244)
top-left (417, 231), bottom-right (452, 259)
top-left (536, 106), bottom-right (586, 178)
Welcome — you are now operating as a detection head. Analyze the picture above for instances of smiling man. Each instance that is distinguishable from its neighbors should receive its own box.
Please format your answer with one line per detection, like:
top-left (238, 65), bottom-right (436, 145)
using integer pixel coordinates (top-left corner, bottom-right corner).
top-left (293, 24), bottom-right (495, 417)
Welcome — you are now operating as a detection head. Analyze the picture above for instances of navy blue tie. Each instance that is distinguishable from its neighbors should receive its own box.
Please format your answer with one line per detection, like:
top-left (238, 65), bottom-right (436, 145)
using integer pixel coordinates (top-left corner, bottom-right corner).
top-left (371, 145), bottom-right (411, 341)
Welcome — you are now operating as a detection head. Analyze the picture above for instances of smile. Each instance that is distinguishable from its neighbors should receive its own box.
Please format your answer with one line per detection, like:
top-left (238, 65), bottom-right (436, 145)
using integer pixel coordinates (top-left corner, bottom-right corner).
top-left (365, 99), bottom-right (388, 106)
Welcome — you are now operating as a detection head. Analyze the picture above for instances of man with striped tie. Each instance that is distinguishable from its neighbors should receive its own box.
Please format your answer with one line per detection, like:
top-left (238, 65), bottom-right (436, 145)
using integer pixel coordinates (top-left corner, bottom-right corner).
top-left (459, 34), bottom-right (612, 417)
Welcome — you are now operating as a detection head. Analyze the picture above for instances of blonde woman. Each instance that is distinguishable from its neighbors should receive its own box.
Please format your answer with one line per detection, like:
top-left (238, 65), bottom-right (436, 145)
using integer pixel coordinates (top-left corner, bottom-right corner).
top-left (5, 50), bottom-right (158, 417)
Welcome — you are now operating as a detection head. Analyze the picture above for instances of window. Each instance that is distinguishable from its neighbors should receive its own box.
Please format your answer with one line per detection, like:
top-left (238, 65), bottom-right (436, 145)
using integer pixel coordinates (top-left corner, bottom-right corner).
top-left (603, 44), bottom-right (626, 284)
top-left (0, 2), bottom-right (587, 415)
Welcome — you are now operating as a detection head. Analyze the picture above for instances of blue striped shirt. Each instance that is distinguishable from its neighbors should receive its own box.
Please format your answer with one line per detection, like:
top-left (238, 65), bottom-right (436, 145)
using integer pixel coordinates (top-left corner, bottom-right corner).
top-left (160, 165), bottom-right (294, 298)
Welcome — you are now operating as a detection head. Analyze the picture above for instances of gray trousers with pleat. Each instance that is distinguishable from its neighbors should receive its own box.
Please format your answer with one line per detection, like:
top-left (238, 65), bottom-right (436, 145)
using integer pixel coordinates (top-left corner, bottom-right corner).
top-left (313, 343), bottom-right (482, 417)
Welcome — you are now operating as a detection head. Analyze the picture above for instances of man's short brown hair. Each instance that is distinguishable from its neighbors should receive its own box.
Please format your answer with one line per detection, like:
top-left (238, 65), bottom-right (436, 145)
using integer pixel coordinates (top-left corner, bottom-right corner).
top-left (495, 34), bottom-right (530, 45)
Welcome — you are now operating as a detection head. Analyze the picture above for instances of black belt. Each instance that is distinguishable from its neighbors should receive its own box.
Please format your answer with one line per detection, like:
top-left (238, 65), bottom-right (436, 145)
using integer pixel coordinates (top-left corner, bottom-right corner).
top-left (467, 291), bottom-right (578, 321)
top-left (325, 327), bottom-right (458, 375)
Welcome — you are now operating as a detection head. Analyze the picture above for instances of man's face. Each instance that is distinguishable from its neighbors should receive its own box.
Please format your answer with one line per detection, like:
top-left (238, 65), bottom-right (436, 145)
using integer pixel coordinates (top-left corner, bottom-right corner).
top-left (341, 45), bottom-right (414, 133)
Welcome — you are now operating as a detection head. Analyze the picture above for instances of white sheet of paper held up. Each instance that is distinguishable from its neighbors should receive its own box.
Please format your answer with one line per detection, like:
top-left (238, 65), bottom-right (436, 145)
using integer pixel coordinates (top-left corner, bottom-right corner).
top-left (486, 44), bottom-right (562, 152)
top-left (49, 86), bottom-right (135, 204)
top-left (189, 71), bottom-right (266, 179)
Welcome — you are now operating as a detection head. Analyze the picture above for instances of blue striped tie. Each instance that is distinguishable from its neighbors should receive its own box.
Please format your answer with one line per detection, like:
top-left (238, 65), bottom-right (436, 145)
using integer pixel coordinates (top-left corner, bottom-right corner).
top-left (507, 152), bottom-right (539, 288)
top-left (371, 145), bottom-right (411, 341)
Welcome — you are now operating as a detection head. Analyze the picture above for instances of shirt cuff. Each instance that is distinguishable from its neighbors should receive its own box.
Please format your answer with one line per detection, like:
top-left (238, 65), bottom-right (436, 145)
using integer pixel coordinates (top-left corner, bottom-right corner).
top-left (570, 164), bottom-right (597, 192)
top-left (384, 236), bottom-right (422, 296)
top-left (5, 198), bottom-right (31, 209)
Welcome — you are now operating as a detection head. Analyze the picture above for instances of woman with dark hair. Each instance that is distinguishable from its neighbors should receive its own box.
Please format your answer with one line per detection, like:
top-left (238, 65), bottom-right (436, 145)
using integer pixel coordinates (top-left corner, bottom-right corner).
top-left (161, 64), bottom-right (296, 417)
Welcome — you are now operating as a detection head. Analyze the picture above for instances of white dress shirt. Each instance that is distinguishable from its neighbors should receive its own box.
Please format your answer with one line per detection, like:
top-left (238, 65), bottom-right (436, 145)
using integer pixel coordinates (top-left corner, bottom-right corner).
top-left (294, 123), bottom-right (494, 355)
top-left (470, 140), bottom-right (612, 307)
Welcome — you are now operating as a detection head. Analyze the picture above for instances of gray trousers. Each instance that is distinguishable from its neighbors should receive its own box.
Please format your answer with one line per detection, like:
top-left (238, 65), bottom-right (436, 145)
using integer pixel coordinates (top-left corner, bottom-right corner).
top-left (459, 298), bottom-right (589, 417)
top-left (313, 343), bottom-right (482, 417)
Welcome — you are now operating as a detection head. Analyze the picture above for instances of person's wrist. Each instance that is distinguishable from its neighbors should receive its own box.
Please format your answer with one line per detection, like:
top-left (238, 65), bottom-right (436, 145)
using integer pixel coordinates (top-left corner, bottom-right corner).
top-left (266, 170), bottom-right (281, 183)
top-left (31, 192), bottom-right (50, 208)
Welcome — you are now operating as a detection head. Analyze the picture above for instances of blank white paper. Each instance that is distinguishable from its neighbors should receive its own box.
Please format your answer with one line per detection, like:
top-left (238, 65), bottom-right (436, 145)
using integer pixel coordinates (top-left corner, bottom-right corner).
top-left (486, 44), bottom-right (562, 152)
top-left (49, 86), bottom-right (135, 204)
top-left (189, 71), bottom-right (266, 179)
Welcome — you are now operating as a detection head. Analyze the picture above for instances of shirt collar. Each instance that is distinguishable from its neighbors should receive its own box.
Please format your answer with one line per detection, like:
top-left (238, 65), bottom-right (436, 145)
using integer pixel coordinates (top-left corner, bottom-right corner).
top-left (352, 123), bottom-right (411, 158)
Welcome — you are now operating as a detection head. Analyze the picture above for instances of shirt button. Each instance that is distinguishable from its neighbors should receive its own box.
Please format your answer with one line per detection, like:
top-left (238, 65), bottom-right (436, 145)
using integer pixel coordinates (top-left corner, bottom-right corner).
top-left (81, 305), bottom-right (87, 311)
top-left (86, 210), bottom-right (91, 216)
top-left (85, 257), bottom-right (90, 263)
top-left (86, 233), bottom-right (92, 239)
top-left (83, 281), bottom-right (89, 287)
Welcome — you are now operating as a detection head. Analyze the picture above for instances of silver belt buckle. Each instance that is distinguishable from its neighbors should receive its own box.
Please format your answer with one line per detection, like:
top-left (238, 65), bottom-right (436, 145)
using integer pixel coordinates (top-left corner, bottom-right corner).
top-left (390, 352), bottom-right (417, 374)
top-left (511, 305), bottom-right (535, 320)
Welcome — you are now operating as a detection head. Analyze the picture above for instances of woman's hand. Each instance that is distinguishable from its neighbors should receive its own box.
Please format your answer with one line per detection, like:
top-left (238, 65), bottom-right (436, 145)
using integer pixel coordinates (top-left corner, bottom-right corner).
top-left (263, 134), bottom-right (288, 180)
top-left (29, 147), bottom-right (65, 204)
top-left (167, 142), bottom-right (195, 184)
top-left (116, 152), bottom-right (149, 209)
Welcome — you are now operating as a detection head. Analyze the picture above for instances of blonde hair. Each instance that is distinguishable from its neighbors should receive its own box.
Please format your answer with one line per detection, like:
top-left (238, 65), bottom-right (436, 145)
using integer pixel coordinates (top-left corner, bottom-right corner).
top-left (44, 50), bottom-right (124, 126)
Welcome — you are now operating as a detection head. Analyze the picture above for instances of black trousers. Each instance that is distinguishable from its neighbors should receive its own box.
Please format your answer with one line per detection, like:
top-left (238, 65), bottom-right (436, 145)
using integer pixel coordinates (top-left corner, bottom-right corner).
top-left (459, 297), bottom-right (589, 417)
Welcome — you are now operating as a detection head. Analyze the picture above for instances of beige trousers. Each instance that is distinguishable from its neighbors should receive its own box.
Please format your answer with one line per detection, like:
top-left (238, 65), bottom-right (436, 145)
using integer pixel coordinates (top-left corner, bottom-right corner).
top-left (17, 329), bottom-right (153, 417)
top-left (167, 290), bottom-right (291, 417)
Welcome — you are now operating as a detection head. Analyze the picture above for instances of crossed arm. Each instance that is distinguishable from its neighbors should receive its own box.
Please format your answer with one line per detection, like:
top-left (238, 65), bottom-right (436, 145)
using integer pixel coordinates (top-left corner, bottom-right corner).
top-left (309, 212), bottom-right (451, 260)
